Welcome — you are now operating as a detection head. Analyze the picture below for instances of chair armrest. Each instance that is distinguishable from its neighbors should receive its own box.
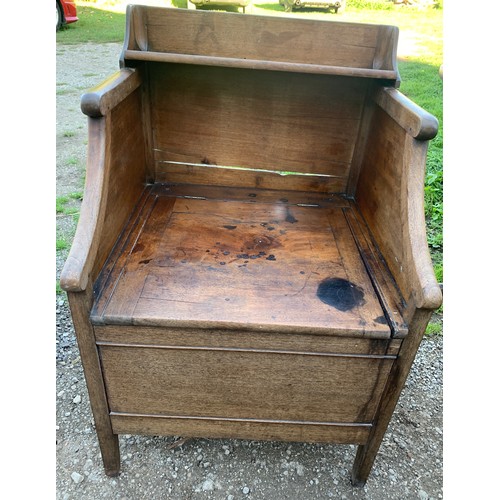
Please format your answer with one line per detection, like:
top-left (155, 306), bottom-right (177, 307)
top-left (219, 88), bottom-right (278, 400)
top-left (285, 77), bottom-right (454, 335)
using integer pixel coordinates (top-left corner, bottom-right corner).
top-left (60, 71), bottom-right (147, 292)
top-left (354, 87), bottom-right (442, 315)
top-left (60, 119), bottom-right (108, 292)
top-left (81, 68), bottom-right (142, 118)
top-left (373, 87), bottom-right (438, 141)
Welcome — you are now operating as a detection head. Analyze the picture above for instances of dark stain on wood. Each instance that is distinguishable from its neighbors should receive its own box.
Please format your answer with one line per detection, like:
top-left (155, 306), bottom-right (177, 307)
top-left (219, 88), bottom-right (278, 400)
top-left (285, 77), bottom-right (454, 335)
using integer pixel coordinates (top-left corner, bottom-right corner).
top-left (285, 208), bottom-right (298, 223)
top-left (244, 234), bottom-right (280, 252)
top-left (223, 225), bottom-right (237, 230)
top-left (132, 243), bottom-right (145, 253)
top-left (374, 315), bottom-right (388, 325)
top-left (317, 277), bottom-right (365, 311)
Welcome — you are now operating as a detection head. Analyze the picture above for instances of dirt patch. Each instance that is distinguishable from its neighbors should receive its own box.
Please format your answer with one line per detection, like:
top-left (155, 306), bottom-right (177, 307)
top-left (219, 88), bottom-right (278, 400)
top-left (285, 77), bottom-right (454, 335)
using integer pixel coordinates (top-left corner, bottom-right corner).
top-left (56, 42), bottom-right (443, 499)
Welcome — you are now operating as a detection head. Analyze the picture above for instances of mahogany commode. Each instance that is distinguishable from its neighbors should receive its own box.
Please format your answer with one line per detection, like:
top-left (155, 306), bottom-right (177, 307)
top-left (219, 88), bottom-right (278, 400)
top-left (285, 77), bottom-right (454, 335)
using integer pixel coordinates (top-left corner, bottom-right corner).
top-left (60, 5), bottom-right (442, 486)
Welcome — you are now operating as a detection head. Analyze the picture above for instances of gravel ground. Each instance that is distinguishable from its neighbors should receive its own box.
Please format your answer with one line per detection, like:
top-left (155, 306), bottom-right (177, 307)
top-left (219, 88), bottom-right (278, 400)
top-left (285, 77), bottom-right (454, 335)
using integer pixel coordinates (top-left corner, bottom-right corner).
top-left (56, 41), bottom-right (443, 499)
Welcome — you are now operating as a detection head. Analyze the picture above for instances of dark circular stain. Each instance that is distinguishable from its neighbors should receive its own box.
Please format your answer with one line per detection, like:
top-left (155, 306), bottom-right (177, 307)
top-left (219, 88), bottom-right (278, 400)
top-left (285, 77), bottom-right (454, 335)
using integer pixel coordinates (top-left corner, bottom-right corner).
top-left (317, 278), bottom-right (365, 311)
top-left (374, 315), bottom-right (388, 325)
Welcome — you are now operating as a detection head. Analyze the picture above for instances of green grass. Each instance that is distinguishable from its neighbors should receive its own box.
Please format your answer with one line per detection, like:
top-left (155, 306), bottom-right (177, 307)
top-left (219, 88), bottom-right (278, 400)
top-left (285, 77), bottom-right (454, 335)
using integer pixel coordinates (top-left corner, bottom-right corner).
top-left (57, 192), bottom-right (83, 217)
top-left (56, 2), bottom-right (126, 44)
top-left (56, 237), bottom-right (70, 251)
top-left (425, 321), bottom-right (442, 336)
top-left (57, 0), bottom-right (443, 284)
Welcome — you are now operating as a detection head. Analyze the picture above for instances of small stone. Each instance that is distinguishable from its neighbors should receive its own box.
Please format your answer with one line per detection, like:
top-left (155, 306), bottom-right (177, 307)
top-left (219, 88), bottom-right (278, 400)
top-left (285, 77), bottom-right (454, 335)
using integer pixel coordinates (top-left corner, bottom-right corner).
top-left (73, 395), bottom-right (81, 404)
top-left (71, 472), bottom-right (84, 484)
top-left (418, 490), bottom-right (429, 500)
top-left (296, 464), bottom-right (305, 476)
top-left (242, 486), bottom-right (250, 494)
top-left (202, 479), bottom-right (214, 491)
top-left (227, 496), bottom-right (234, 500)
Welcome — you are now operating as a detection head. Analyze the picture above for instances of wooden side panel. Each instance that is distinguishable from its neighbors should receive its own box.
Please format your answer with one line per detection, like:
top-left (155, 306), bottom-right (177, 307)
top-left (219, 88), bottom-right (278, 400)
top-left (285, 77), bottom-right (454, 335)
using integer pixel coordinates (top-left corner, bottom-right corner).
top-left (150, 64), bottom-right (368, 192)
top-left (100, 345), bottom-right (394, 422)
top-left (355, 108), bottom-right (407, 298)
top-left (344, 205), bottom-right (408, 338)
top-left (91, 88), bottom-right (147, 284)
top-left (134, 7), bottom-right (380, 69)
top-left (354, 105), bottom-right (441, 312)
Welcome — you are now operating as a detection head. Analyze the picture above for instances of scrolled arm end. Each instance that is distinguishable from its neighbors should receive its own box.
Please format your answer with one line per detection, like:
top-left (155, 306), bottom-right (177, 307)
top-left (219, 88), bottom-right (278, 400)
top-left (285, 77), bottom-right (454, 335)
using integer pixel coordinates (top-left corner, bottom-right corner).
top-left (81, 68), bottom-right (142, 117)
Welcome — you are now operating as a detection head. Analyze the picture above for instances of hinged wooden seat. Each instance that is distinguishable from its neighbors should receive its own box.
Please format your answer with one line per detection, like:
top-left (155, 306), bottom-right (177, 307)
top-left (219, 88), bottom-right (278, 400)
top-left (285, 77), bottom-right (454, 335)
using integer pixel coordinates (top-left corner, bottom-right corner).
top-left (60, 5), bottom-right (441, 486)
top-left (91, 184), bottom-right (407, 338)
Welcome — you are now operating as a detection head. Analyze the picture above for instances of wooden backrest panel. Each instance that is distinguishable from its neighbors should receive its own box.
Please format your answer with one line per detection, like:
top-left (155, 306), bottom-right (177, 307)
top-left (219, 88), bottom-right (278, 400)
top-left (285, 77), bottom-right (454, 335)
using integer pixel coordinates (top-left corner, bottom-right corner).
top-left (122, 5), bottom-right (398, 74)
top-left (119, 5), bottom-right (401, 192)
top-left (150, 64), bottom-right (369, 192)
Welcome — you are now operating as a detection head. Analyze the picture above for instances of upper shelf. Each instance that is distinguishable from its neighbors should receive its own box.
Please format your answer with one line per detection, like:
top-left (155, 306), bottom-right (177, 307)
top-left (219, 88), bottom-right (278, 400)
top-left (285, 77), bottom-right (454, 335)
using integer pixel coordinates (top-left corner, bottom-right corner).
top-left (120, 5), bottom-right (401, 84)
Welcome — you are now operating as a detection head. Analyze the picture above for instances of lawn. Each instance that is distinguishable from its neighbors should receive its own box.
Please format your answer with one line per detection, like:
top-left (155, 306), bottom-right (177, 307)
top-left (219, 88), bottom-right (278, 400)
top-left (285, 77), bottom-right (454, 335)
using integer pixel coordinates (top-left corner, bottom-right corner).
top-left (57, 0), bottom-right (443, 309)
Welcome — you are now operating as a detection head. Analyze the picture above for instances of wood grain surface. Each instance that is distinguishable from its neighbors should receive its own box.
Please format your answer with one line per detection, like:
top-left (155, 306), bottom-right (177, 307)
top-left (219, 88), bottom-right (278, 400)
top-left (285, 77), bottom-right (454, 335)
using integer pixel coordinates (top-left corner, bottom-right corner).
top-left (150, 64), bottom-right (368, 193)
top-left (91, 185), bottom-right (401, 338)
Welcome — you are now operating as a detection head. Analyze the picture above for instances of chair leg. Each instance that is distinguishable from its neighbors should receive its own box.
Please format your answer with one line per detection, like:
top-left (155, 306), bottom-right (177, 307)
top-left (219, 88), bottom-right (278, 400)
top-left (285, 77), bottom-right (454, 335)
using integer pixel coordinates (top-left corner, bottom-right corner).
top-left (350, 308), bottom-right (433, 486)
top-left (67, 287), bottom-right (121, 476)
top-left (98, 432), bottom-right (121, 477)
top-left (351, 440), bottom-right (380, 486)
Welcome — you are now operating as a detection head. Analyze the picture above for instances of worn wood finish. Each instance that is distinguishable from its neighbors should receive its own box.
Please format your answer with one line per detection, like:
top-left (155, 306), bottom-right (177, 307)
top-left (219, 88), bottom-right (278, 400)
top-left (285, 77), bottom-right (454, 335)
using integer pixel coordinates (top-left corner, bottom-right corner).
top-left (100, 344), bottom-right (394, 422)
top-left (60, 87), bottom-right (147, 292)
top-left (110, 414), bottom-right (372, 445)
top-left (344, 205), bottom-right (408, 338)
top-left (150, 64), bottom-right (367, 192)
top-left (355, 105), bottom-right (442, 315)
top-left (66, 287), bottom-right (120, 476)
top-left (80, 68), bottom-right (142, 118)
top-left (351, 308), bottom-right (433, 486)
top-left (94, 325), bottom-right (402, 356)
top-left (153, 183), bottom-right (351, 208)
top-left (122, 5), bottom-right (398, 80)
top-left (124, 50), bottom-right (399, 80)
top-left (60, 5), bottom-right (441, 482)
top-left (91, 186), bottom-right (399, 338)
top-left (373, 87), bottom-right (438, 140)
